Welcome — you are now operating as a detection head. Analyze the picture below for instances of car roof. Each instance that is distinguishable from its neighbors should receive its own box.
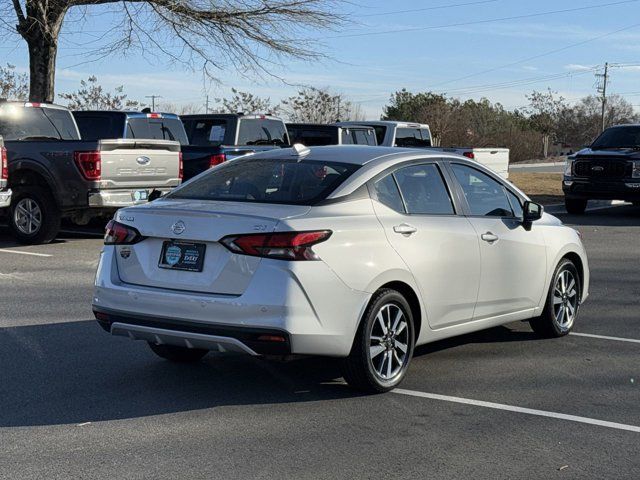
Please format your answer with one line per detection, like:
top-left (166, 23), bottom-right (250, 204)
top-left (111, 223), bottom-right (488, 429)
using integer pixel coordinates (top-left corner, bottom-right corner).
top-left (336, 120), bottom-right (430, 129)
top-left (0, 101), bottom-right (70, 111)
top-left (288, 123), bottom-right (373, 130)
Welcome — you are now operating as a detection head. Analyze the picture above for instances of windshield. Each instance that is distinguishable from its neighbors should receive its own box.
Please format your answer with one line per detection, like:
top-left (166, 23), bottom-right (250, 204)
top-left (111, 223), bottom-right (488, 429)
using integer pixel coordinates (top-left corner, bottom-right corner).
top-left (127, 117), bottom-right (189, 145)
top-left (184, 118), bottom-right (229, 146)
top-left (591, 126), bottom-right (640, 150)
top-left (0, 105), bottom-right (80, 141)
top-left (237, 118), bottom-right (289, 146)
top-left (169, 158), bottom-right (359, 205)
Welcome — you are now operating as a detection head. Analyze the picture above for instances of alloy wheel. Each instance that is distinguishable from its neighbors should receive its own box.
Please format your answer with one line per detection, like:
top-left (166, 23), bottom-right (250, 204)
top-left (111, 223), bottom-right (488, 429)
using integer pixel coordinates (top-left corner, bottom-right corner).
top-left (14, 198), bottom-right (42, 235)
top-left (553, 270), bottom-right (578, 331)
top-left (368, 303), bottom-right (410, 381)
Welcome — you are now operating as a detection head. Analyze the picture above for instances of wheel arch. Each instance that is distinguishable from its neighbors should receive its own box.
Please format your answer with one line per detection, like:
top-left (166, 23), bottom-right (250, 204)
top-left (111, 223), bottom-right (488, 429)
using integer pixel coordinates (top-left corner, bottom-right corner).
top-left (8, 165), bottom-right (59, 206)
top-left (376, 280), bottom-right (423, 343)
top-left (562, 251), bottom-right (584, 298)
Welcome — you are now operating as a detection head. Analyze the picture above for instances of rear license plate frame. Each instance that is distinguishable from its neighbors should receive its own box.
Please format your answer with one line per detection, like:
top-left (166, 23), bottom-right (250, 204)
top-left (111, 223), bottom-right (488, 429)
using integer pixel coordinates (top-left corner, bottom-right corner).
top-left (158, 241), bottom-right (206, 272)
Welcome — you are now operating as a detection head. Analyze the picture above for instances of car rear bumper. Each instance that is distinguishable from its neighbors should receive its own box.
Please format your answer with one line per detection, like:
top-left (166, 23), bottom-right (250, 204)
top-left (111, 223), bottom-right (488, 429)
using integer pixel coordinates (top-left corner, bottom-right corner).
top-left (0, 188), bottom-right (11, 208)
top-left (92, 246), bottom-right (370, 357)
top-left (88, 188), bottom-right (173, 208)
top-left (563, 178), bottom-right (640, 200)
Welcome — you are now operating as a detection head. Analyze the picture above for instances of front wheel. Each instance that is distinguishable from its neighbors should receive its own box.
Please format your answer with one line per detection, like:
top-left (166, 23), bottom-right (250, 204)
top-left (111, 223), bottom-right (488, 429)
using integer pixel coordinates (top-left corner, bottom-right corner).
top-left (530, 259), bottom-right (580, 338)
top-left (148, 343), bottom-right (208, 363)
top-left (564, 197), bottom-right (587, 215)
top-left (342, 289), bottom-right (415, 393)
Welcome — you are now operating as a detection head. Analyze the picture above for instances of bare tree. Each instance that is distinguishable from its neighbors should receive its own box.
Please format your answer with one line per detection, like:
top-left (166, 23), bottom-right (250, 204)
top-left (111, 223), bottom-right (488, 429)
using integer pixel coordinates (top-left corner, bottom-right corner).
top-left (525, 89), bottom-right (567, 158)
top-left (59, 76), bottom-right (144, 110)
top-left (280, 87), bottom-right (360, 123)
top-left (4, 1), bottom-right (342, 102)
top-left (0, 63), bottom-right (29, 101)
top-left (215, 88), bottom-right (278, 114)
top-left (157, 101), bottom-right (203, 115)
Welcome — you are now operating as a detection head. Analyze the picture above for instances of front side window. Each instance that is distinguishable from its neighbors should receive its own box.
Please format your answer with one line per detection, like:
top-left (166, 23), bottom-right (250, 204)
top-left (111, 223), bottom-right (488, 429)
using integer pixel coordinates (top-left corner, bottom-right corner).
top-left (451, 164), bottom-right (513, 217)
top-left (506, 189), bottom-right (524, 218)
top-left (394, 164), bottom-right (455, 215)
top-left (169, 158), bottom-right (359, 205)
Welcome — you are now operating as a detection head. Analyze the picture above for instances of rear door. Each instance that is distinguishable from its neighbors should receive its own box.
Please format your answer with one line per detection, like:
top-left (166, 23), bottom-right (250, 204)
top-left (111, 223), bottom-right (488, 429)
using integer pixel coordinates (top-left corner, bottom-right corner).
top-left (448, 163), bottom-right (547, 319)
top-left (98, 139), bottom-right (181, 189)
top-left (370, 161), bottom-right (481, 329)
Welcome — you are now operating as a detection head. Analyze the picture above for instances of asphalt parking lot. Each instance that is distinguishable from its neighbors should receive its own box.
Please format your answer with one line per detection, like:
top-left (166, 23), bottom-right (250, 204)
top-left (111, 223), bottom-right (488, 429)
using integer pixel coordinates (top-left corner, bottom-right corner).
top-left (1, 206), bottom-right (639, 479)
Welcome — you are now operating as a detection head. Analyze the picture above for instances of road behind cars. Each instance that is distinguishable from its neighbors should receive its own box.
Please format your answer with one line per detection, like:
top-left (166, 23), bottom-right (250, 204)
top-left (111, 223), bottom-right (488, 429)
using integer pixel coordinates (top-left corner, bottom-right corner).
top-left (0, 207), bottom-right (639, 479)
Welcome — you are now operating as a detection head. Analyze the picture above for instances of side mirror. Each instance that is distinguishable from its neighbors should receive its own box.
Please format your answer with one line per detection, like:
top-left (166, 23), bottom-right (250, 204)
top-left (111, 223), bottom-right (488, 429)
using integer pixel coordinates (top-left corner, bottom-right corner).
top-left (523, 201), bottom-right (543, 229)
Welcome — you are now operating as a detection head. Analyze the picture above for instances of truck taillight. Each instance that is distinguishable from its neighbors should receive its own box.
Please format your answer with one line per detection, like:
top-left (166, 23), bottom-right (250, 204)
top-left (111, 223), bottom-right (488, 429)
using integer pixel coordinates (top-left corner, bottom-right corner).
top-left (463, 152), bottom-right (475, 160)
top-left (210, 153), bottom-right (226, 168)
top-left (179, 152), bottom-right (184, 180)
top-left (1, 146), bottom-right (7, 180)
top-left (74, 151), bottom-right (101, 180)
top-left (104, 220), bottom-right (143, 245)
top-left (221, 231), bottom-right (332, 261)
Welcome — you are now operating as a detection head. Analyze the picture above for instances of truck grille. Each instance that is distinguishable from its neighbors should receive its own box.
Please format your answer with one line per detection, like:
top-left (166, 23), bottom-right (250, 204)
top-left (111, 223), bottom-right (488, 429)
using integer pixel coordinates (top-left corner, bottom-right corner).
top-left (573, 159), bottom-right (630, 179)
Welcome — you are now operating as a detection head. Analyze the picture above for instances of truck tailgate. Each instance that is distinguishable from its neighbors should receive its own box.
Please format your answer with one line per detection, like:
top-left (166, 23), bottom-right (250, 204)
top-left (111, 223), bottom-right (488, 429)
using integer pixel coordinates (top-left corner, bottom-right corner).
top-left (473, 148), bottom-right (510, 179)
top-left (98, 139), bottom-right (181, 189)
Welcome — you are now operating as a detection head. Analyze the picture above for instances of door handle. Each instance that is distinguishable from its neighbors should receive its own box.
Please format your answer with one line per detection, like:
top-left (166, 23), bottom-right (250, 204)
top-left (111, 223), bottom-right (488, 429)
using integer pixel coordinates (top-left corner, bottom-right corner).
top-left (481, 232), bottom-right (499, 243)
top-left (393, 223), bottom-right (418, 235)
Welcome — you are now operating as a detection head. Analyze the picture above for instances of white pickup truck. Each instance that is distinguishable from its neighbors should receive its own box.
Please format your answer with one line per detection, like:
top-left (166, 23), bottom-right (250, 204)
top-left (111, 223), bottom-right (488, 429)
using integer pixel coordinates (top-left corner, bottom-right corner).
top-left (0, 136), bottom-right (11, 208)
top-left (336, 120), bottom-right (510, 179)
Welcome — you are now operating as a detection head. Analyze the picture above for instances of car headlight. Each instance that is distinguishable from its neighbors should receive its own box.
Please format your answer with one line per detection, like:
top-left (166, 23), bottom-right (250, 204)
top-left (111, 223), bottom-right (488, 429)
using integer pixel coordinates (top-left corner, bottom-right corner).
top-left (633, 160), bottom-right (640, 179)
top-left (564, 159), bottom-right (574, 176)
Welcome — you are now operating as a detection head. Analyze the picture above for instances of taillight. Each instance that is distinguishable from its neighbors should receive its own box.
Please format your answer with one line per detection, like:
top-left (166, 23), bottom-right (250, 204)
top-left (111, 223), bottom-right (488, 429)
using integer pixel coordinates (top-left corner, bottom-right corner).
top-left (210, 153), bottom-right (226, 168)
top-left (104, 220), bottom-right (144, 245)
top-left (179, 152), bottom-right (184, 180)
top-left (74, 151), bottom-right (101, 180)
top-left (1, 146), bottom-right (7, 180)
top-left (462, 151), bottom-right (475, 160)
top-left (221, 230), bottom-right (332, 261)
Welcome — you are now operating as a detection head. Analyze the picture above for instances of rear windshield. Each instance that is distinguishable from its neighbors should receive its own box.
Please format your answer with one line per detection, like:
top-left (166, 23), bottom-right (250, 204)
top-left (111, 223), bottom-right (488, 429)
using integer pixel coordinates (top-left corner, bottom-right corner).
top-left (127, 117), bottom-right (189, 145)
top-left (74, 114), bottom-right (123, 140)
top-left (237, 119), bottom-right (289, 146)
top-left (395, 128), bottom-right (432, 148)
top-left (169, 158), bottom-right (359, 205)
top-left (185, 118), bottom-right (229, 146)
top-left (0, 105), bottom-right (80, 141)
top-left (591, 126), bottom-right (640, 150)
top-left (288, 126), bottom-right (337, 146)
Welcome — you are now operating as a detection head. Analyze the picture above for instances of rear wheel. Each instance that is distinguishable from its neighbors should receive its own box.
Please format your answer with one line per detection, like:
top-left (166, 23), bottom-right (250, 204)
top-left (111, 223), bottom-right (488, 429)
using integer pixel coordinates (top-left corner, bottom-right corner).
top-left (342, 289), bottom-right (415, 393)
top-left (9, 186), bottom-right (61, 244)
top-left (564, 197), bottom-right (587, 215)
top-left (147, 343), bottom-right (208, 363)
top-left (530, 259), bottom-right (580, 338)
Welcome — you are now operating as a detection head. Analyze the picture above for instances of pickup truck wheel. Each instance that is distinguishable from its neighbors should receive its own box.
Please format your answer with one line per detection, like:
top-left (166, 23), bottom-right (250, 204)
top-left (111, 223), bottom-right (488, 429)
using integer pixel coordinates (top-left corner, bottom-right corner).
top-left (148, 342), bottom-right (208, 363)
top-left (9, 187), bottom-right (61, 245)
top-left (565, 197), bottom-right (587, 215)
top-left (530, 259), bottom-right (580, 338)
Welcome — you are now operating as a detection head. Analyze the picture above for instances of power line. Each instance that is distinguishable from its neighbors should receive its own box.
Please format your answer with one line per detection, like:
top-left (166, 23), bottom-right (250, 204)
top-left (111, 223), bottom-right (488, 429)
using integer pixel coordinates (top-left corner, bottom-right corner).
top-left (323, 0), bottom-right (640, 40)
top-left (360, 0), bottom-right (500, 17)
top-left (145, 95), bottom-right (162, 111)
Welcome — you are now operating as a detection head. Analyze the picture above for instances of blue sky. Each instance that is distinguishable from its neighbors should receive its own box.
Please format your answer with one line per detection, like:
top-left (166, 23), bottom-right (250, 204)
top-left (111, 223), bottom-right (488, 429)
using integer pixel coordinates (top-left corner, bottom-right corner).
top-left (2, 0), bottom-right (640, 116)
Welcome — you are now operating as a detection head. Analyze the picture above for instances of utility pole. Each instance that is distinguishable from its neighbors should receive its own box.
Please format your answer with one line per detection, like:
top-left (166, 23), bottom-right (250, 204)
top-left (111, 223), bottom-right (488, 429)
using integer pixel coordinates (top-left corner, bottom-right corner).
top-left (145, 95), bottom-right (162, 111)
top-left (595, 63), bottom-right (609, 133)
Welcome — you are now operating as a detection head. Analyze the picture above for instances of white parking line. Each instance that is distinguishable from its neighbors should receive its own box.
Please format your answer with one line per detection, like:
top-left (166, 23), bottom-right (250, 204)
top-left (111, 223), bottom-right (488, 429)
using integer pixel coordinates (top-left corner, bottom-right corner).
top-left (393, 389), bottom-right (640, 433)
top-left (571, 332), bottom-right (640, 344)
top-left (0, 249), bottom-right (52, 257)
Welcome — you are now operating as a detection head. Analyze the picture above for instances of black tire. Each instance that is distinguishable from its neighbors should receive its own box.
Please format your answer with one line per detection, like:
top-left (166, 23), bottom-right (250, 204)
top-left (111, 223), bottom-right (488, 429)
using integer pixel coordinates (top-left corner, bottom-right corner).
top-left (8, 186), bottom-right (61, 245)
top-left (564, 197), bottom-right (587, 215)
top-left (632, 202), bottom-right (640, 207)
top-left (147, 343), bottom-right (208, 363)
top-left (530, 259), bottom-right (581, 338)
top-left (342, 288), bottom-right (415, 393)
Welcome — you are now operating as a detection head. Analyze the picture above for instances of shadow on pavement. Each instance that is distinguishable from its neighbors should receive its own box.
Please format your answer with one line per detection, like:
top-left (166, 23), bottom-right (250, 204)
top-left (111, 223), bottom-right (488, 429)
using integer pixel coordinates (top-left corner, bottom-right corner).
top-left (557, 204), bottom-right (640, 227)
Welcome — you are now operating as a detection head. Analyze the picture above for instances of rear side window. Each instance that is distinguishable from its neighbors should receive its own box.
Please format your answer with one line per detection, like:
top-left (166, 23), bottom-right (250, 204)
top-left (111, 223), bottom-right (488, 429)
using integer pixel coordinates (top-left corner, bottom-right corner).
top-left (75, 114), bottom-right (123, 140)
top-left (186, 119), bottom-right (229, 146)
top-left (127, 117), bottom-right (189, 145)
top-left (353, 129), bottom-right (377, 145)
top-left (394, 164), bottom-right (454, 215)
top-left (0, 106), bottom-right (80, 141)
top-left (340, 129), bottom-right (354, 145)
top-left (169, 158), bottom-right (359, 205)
top-left (373, 126), bottom-right (387, 145)
top-left (237, 119), bottom-right (289, 146)
top-left (451, 164), bottom-right (513, 217)
top-left (395, 128), bottom-right (431, 148)
top-left (372, 175), bottom-right (404, 213)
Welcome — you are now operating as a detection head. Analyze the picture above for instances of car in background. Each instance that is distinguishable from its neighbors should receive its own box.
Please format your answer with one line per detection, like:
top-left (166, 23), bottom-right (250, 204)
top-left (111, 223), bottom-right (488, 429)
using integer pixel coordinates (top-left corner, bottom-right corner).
top-left (563, 124), bottom-right (640, 214)
top-left (0, 136), bottom-right (11, 208)
top-left (93, 145), bottom-right (589, 393)
top-left (181, 113), bottom-right (290, 181)
top-left (287, 123), bottom-right (377, 146)
top-left (1, 101), bottom-right (181, 244)
top-left (337, 120), bottom-right (510, 178)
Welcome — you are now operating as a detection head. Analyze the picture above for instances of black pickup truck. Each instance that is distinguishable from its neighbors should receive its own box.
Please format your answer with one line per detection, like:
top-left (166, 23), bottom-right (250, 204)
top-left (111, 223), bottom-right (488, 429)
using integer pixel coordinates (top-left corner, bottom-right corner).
top-left (180, 113), bottom-right (290, 181)
top-left (563, 124), bottom-right (640, 214)
top-left (1, 102), bottom-right (181, 244)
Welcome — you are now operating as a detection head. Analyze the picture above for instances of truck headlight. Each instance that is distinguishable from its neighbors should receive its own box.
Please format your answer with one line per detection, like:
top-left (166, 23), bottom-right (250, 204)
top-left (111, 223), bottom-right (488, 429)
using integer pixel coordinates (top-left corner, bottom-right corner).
top-left (564, 159), bottom-right (574, 176)
top-left (633, 161), bottom-right (640, 178)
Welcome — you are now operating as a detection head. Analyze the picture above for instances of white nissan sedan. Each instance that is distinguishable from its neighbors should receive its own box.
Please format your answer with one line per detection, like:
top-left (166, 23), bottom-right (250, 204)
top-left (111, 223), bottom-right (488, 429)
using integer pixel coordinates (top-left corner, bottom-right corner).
top-left (93, 145), bottom-right (589, 392)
